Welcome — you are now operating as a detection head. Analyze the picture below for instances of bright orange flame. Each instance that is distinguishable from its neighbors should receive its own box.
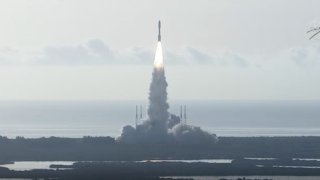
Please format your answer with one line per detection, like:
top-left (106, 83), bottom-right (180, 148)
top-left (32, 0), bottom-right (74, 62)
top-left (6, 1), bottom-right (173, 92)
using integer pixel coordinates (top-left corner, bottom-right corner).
top-left (154, 42), bottom-right (163, 68)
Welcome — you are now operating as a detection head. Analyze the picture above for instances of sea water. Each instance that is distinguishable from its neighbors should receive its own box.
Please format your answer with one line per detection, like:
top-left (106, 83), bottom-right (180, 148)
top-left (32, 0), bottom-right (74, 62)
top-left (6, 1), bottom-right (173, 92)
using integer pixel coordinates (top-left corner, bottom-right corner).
top-left (0, 100), bottom-right (319, 138)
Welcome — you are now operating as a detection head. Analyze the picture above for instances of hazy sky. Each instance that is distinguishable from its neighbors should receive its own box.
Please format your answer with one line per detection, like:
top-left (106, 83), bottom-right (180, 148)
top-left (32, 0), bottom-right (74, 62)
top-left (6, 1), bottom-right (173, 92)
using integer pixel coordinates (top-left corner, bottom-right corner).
top-left (0, 0), bottom-right (320, 100)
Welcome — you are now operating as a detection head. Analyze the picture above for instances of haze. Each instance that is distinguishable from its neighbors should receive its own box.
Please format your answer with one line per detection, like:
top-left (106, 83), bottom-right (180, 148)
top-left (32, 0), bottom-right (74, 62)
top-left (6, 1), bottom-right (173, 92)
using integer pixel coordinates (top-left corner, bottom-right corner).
top-left (0, 0), bottom-right (319, 100)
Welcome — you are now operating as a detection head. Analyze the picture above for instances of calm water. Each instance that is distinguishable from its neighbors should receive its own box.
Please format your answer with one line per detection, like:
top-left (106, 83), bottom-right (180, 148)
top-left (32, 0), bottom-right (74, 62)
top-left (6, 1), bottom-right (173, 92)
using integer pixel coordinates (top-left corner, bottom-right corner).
top-left (2, 159), bottom-right (320, 171)
top-left (0, 160), bottom-right (232, 171)
top-left (0, 100), bottom-right (320, 138)
top-left (0, 161), bottom-right (74, 171)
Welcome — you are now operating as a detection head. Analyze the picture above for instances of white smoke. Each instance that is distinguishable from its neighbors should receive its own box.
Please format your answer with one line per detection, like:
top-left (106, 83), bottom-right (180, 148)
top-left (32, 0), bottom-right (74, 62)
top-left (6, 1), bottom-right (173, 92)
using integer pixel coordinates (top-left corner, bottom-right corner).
top-left (116, 42), bottom-right (218, 144)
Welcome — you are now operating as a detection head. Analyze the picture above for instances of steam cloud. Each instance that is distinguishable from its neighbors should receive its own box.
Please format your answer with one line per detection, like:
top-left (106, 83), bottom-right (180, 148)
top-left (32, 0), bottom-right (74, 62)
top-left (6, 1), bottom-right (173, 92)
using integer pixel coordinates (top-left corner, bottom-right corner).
top-left (116, 42), bottom-right (219, 144)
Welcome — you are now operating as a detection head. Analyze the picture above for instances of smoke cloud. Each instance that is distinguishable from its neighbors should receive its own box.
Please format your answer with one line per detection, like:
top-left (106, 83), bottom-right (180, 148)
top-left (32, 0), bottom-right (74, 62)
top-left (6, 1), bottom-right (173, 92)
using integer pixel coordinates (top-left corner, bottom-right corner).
top-left (116, 42), bottom-right (218, 145)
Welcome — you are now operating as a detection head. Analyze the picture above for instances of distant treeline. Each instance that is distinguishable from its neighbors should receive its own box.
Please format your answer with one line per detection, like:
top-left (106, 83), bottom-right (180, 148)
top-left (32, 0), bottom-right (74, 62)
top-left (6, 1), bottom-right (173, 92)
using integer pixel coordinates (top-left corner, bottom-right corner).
top-left (232, 158), bottom-right (320, 166)
top-left (0, 136), bottom-right (319, 161)
top-left (5, 136), bottom-right (116, 147)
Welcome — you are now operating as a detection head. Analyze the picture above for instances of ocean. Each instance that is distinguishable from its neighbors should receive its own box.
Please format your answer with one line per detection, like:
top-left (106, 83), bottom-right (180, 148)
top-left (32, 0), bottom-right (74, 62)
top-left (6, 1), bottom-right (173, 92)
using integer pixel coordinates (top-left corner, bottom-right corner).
top-left (0, 100), bottom-right (319, 138)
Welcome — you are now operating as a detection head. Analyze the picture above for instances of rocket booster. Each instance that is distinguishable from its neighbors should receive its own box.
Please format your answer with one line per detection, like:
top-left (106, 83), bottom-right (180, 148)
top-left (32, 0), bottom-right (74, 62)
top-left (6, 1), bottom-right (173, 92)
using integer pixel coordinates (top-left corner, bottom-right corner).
top-left (158, 20), bottom-right (161, 41)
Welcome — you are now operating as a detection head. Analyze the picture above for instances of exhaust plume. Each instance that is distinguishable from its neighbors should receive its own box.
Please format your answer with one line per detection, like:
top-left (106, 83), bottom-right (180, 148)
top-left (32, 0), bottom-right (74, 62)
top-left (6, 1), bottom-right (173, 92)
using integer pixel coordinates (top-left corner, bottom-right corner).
top-left (117, 41), bottom-right (218, 144)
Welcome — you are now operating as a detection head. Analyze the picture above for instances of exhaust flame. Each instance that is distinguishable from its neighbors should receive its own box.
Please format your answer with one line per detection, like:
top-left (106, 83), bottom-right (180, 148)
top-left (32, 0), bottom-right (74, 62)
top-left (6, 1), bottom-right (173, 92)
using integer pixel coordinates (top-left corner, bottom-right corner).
top-left (154, 42), bottom-right (163, 68)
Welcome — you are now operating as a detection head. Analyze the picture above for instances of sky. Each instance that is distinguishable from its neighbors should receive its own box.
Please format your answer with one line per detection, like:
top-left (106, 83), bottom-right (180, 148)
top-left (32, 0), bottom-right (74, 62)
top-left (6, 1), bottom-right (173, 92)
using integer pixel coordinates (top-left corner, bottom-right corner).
top-left (0, 0), bottom-right (320, 100)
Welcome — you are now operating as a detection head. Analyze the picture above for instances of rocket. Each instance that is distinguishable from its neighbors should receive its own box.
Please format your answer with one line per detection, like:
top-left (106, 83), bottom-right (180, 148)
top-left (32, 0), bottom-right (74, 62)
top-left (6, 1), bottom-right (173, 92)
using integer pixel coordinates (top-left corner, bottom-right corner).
top-left (158, 20), bottom-right (161, 42)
